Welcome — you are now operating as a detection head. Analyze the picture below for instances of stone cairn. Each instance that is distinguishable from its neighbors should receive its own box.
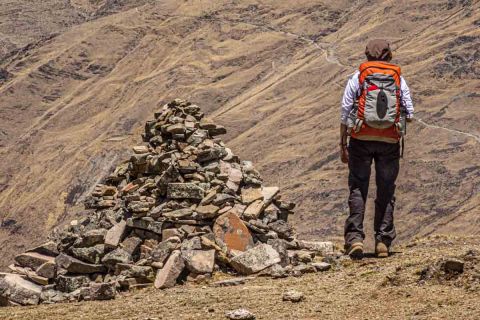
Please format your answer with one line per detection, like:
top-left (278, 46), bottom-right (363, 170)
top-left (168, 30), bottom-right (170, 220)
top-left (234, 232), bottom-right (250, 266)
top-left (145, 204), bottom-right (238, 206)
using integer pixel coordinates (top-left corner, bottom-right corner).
top-left (0, 99), bottom-right (334, 306)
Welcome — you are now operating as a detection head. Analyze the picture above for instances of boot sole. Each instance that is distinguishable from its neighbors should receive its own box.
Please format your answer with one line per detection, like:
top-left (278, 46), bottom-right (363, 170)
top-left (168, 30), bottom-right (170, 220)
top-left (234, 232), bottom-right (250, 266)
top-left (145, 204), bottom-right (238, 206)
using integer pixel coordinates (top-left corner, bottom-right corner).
top-left (348, 247), bottom-right (364, 260)
top-left (376, 252), bottom-right (389, 258)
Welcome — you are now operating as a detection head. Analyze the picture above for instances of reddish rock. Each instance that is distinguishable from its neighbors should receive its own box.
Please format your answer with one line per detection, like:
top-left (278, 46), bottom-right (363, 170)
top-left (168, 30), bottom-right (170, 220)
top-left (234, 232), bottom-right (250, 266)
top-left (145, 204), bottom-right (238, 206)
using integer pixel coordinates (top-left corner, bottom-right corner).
top-left (213, 212), bottom-right (254, 252)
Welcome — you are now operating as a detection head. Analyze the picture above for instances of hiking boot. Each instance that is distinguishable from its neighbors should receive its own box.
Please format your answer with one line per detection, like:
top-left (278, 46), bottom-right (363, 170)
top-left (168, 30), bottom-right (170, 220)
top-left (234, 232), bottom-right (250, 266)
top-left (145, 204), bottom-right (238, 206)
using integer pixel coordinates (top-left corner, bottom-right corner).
top-left (346, 242), bottom-right (364, 260)
top-left (375, 242), bottom-right (389, 258)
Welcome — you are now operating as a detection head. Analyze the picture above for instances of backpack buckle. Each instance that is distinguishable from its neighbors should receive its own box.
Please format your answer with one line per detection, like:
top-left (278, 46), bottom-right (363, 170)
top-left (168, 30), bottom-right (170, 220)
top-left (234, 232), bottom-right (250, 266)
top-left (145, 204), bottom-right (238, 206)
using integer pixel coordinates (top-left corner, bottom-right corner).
top-left (353, 119), bottom-right (363, 133)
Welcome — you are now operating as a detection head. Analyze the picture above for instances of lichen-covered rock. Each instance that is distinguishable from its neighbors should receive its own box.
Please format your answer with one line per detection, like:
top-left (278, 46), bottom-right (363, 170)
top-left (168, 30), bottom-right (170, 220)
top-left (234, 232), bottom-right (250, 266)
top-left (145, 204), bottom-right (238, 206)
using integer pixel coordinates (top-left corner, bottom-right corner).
top-left (0, 273), bottom-right (42, 306)
top-left (230, 244), bottom-right (281, 275)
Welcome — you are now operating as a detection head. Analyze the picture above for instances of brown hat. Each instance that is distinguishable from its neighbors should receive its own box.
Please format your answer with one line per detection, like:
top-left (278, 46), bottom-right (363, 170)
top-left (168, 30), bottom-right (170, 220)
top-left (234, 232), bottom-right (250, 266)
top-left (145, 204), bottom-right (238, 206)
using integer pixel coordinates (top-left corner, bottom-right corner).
top-left (365, 39), bottom-right (392, 61)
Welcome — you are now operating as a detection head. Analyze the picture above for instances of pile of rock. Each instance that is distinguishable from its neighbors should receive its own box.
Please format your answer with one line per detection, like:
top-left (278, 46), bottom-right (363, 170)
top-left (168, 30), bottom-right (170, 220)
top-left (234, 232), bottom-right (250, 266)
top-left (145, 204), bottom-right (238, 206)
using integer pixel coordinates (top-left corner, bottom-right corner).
top-left (0, 99), bottom-right (334, 307)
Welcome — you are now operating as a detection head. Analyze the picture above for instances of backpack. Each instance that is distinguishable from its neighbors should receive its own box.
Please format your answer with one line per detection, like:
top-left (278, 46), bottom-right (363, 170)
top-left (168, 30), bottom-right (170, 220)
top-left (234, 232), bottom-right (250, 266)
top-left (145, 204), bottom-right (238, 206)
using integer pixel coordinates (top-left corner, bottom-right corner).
top-left (349, 61), bottom-right (406, 143)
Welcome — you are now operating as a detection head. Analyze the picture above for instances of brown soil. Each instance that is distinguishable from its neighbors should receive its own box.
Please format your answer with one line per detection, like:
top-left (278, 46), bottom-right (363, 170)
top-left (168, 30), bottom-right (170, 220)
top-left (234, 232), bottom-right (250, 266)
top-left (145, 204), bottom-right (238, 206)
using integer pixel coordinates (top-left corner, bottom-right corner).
top-left (1, 235), bottom-right (479, 319)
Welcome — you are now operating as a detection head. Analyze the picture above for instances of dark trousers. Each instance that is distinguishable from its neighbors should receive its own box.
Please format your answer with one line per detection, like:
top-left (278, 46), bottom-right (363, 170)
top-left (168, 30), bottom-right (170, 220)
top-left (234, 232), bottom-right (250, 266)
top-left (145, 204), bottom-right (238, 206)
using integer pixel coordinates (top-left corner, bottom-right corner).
top-left (344, 138), bottom-right (400, 247)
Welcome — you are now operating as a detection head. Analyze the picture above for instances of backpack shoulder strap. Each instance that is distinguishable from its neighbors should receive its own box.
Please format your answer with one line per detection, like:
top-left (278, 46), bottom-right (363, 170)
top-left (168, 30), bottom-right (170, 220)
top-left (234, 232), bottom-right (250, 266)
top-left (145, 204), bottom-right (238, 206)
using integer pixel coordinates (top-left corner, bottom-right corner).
top-left (358, 61), bottom-right (401, 85)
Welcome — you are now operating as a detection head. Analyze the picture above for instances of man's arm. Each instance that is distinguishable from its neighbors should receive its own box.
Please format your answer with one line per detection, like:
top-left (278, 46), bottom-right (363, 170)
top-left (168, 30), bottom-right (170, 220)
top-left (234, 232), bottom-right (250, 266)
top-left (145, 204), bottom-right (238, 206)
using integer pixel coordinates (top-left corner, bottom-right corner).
top-left (340, 71), bottom-right (360, 125)
top-left (339, 72), bottom-right (360, 163)
top-left (400, 77), bottom-right (414, 121)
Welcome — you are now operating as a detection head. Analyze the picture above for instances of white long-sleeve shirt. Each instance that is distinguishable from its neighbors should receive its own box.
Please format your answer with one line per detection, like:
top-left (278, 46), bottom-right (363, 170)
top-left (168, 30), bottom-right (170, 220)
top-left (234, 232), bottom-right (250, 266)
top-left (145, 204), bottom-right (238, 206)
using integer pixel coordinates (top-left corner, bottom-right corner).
top-left (340, 70), bottom-right (414, 125)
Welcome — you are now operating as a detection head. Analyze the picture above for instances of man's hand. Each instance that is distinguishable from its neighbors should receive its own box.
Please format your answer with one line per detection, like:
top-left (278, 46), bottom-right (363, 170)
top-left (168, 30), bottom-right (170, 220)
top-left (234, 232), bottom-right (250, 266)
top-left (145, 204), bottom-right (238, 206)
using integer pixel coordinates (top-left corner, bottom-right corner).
top-left (340, 144), bottom-right (349, 163)
top-left (340, 123), bottom-right (349, 164)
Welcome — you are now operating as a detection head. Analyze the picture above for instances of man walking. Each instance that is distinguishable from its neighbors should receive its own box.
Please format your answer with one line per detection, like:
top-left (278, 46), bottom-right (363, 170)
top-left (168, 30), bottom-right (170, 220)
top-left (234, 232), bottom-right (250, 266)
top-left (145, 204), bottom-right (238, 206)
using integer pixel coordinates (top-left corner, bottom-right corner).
top-left (340, 39), bottom-right (414, 259)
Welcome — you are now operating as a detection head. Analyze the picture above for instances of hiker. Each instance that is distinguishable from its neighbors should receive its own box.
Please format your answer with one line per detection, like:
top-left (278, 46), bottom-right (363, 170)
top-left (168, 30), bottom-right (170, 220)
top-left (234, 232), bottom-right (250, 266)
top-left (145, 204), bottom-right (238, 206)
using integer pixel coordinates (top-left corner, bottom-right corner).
top-left (339, 39), bottom-right (414, 259)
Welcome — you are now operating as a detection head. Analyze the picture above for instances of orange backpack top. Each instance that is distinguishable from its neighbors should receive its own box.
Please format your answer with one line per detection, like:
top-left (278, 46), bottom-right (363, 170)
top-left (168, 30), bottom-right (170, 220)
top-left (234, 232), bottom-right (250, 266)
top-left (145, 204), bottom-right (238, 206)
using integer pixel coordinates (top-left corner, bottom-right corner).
top-left (351, 61), bottom-right (402, 143)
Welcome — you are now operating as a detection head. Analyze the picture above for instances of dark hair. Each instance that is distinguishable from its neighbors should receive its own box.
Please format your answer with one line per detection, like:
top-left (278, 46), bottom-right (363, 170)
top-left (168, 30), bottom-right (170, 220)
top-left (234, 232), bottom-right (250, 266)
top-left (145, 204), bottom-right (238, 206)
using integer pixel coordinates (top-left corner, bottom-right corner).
top-left (367, 51), bottom-right (392, 62)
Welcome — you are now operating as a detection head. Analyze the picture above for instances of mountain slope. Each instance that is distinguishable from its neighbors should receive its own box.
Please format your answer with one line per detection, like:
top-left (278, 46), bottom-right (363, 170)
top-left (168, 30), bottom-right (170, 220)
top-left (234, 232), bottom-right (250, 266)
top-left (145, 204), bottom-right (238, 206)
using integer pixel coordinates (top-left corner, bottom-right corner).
top-left (0, 0), bottom-right (479, 269)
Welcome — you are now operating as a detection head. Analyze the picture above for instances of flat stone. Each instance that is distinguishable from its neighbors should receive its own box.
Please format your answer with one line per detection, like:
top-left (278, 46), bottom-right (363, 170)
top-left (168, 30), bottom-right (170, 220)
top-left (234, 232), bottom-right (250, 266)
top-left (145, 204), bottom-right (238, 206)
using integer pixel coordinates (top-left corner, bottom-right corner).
top-left (226, 168), bottom-right (242, 192)
top-left (267, 239), bottom-right (289, 267)
top-left (132, 145), bottom-right (149, 154)
top-left (115, 264), bottom-right (154, 280)
top-left (40, 289), bottom-right (68, 304)
top-left (195, 204), bottom-right (220, 219)
top-left (26, 241), bottom-right (59, 257)
top-left (261, 187), bottom-right (279, 206)
top-left (0, 273), bottom-right (42, 306)
top-left (213, 212), bottom-right (254, 252)
top-left (161, 229), bottom-right (184, 242)
top-left (243, 200), bottom-right (264, 220)
top-left (7, 265), bottom-right (49, 286)
top-left (212, 277), bottom-right (255, 287)
top-left (230, 244), bottom-right (281, 275)
top-left (89, 282), bottom-right (116, 301)
top-left (156, 165), bottom-right (180, 194)
top-left (241, 187), bottom-right (263, 204)
top-left (126, 217), bottom-right (163, 234)
top-left (166, 123), bottom-right (186, 134)
top-left (291, 250), bottom-right (315, 264)
top-left (182, 250), bottom-right (215, 274)
top-left (121, 236), bottom-right (142, 256)
top-left (96, 199), bottom-right (116, 208)
top-left (167, 183), bottom-right (205, 199)
top-left (297, 240), bottom-right (334, 254)
top-left (268, 220), bottom-right (295, 240)
top-left (200, 189), bottom-right (217, 205)
top-left (262, 204), bottom-right (279, 224)
top-left (72, 244), bottom-right (105, 264)
top-left (55, 275), bottom-right (90, 293)
top-left (312, 262), bottom-right (332, 272)
top-left (151, 241), bottom-right (177, 264)
top-left (55, 254), bottom-right (106, 274)
top-left (154, 250), bottom-right (185, 289)
top-left (197, 147), bottom-right (227, 163)
top-left (36, 261), bottom-right (56, 279)
top-left (102, 248), bottom-right (132, 269)
top-left (260, 263), bottom-right (288, 278)
top-left (292, 263), bottom-right (317, 275)
top-left (181, 238), bottom-right (202, 253)
top-left (225, 308), bottom-right (256, 320)
top-left (282, 290), bottom-right (304, 303)
top-left (163, 208), bottom-right (194, 219)
top-left (14, 252), bottom-right (55, 270)
top-left (104, 220), bottom-right (127, 249)
top-left (74, 229), bottom-right (107, 247)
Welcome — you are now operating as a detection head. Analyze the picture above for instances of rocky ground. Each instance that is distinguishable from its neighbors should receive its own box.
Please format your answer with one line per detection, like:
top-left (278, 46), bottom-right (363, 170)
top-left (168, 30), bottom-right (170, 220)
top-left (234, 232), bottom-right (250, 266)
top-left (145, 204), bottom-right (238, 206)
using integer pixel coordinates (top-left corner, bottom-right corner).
top-left (1, 235), bottom-right (479, 319)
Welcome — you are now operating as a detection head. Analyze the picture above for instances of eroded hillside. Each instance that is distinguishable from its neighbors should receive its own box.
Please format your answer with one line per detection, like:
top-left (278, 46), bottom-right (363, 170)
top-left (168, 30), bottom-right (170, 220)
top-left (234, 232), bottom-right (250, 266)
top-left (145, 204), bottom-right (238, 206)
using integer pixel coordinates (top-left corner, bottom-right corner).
top-left (0, 0), bottom-right (479, 269)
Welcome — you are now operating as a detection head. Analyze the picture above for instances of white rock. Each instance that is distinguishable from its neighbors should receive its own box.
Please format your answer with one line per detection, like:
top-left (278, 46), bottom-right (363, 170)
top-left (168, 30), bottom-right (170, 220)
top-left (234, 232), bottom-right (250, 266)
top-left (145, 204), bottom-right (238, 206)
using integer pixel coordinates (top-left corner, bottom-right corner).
top-left (230, 244), bottom-right (281, 275)
top-left (225, 308), bottom-right (256, 320)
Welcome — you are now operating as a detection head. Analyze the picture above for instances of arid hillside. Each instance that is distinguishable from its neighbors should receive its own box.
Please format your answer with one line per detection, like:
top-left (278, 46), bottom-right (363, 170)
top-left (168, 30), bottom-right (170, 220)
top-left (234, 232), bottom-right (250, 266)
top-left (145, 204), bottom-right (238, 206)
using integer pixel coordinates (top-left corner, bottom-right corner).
top-left (0, 0), bottom-right (479, 269)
